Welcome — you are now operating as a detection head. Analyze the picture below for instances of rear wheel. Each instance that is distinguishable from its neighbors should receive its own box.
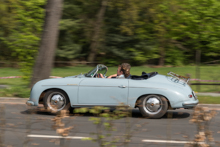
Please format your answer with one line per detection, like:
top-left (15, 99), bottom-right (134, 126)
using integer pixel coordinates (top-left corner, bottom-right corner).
top-left (43, 90), bottom-right (70, 112)
top-left (138, 95), bottom-right (168, 118)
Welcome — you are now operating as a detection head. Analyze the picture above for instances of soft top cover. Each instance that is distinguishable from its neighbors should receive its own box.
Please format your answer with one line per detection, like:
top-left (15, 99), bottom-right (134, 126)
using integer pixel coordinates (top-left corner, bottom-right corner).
top-left (130, 72), bottom-right (158, 80)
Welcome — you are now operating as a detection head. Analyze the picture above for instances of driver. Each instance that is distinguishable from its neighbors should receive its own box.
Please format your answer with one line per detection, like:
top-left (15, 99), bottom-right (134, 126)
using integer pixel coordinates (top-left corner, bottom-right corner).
top-left (107, 65), bottom-right (124, 79)
top-left (98, 63), bottom-right (131, 79)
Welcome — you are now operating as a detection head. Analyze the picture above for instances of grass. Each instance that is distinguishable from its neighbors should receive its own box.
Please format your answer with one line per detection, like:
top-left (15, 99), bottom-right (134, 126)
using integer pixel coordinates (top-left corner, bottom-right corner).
top-left (197, 96), bottom-right (220, 104)
top-left (0, 65), bottom-right (220, 100)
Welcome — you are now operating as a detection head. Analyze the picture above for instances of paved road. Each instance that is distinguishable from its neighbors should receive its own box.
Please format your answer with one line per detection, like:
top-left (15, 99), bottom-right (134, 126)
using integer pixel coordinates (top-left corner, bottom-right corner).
top-left (0, 99), bottom-right (220, 147)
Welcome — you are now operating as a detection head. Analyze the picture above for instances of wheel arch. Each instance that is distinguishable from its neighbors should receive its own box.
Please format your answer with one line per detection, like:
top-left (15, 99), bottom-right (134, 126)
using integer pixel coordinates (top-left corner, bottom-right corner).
top-left (39, 88), bottom-right (71, 105)
top-left (134, 94), bottom-right (171, 109)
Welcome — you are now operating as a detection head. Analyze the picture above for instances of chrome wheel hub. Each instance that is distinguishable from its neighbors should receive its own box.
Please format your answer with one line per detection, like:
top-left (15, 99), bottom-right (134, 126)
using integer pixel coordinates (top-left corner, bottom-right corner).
top-left (144, 96), bottom-right (162, 114)
top-left (48, 94), bottom-right (66, 111)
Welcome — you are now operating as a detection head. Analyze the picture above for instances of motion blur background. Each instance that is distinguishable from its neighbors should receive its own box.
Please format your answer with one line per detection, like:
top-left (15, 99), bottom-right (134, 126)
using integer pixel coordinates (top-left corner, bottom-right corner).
top-left (0, 0), bottom-right (220, 97)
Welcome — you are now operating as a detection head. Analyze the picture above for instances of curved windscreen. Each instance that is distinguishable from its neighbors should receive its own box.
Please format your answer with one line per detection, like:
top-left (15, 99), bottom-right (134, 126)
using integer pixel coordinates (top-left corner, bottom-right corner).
top-left (85, 64), bottom-right (108, 77)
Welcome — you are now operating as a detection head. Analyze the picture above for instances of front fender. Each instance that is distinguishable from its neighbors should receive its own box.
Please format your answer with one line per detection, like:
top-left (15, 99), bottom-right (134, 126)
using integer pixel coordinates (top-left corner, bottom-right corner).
top-left (29, 78), bottom-right (83, 106)
top-left (29, 81), bottom-right (44, 106)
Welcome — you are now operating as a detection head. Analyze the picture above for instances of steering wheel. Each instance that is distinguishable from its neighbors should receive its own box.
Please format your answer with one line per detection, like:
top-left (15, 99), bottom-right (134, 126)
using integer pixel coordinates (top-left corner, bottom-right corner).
top-left (94, 73), bottom-right (106, 78)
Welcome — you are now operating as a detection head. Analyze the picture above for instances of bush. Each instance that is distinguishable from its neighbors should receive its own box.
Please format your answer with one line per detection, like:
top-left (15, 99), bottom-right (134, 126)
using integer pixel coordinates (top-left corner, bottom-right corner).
top-left (0, 86), bottom-right (30, 98)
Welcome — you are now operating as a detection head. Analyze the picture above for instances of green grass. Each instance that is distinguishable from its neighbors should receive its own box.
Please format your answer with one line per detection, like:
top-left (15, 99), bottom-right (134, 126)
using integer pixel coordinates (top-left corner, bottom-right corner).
top-left (0, 65), bottom-right (220, 99)
top-left (198, 96), bottom-right (220, 104)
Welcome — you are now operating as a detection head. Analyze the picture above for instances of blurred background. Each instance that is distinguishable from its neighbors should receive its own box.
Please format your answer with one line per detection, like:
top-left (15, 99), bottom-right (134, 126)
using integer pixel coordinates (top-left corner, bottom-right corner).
top-left (0, 0), bottom-right (220, 98)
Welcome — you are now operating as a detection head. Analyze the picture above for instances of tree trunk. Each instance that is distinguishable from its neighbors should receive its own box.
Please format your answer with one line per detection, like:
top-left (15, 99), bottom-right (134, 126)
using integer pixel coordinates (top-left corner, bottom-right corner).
top-left (87, 0), bottom-right (108, 63)
top-left (30, 0), bottom-right (63, 88)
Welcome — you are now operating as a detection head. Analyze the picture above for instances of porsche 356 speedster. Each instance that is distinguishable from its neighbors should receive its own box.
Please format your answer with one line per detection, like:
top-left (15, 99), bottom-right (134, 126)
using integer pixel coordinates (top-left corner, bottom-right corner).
top-left (26, 64), bottom-right (198, 118)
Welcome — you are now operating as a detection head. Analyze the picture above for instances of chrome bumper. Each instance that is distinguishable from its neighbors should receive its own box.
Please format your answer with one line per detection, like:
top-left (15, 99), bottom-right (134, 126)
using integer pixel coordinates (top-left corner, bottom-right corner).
top-left (26, 100), bottom-right (35, 106)
top-left (182, 101), bottom-right (199, 108)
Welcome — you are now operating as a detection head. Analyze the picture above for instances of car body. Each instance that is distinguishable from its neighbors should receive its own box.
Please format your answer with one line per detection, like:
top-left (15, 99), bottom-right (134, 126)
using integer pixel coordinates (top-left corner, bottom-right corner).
top-left (27, 64), bottom-right (198, 118)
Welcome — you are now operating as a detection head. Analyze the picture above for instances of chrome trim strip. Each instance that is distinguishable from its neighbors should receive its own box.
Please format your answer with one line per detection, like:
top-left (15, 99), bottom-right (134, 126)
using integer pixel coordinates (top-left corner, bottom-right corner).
top-left (129, 87), bottom-right (166, 90)
top-left (79, 85), bottom-right (119, 87)
top-left (42, 85), bottom-right (78, 86)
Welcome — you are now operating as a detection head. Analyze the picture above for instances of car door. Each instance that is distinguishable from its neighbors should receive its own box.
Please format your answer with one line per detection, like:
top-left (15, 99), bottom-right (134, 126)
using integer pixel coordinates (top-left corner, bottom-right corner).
top-left (78, 78), bottom-right (128, 105)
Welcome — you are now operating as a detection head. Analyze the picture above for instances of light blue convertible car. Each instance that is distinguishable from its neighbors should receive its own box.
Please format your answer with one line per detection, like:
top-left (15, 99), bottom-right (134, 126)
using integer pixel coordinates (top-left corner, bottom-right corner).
top-left (27, 64), bottom-right (198, 118)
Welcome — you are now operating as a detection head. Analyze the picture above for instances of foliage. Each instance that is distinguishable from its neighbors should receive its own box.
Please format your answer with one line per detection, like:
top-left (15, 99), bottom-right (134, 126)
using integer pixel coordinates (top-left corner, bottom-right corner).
top-left (165, 48), bottom-right (185, 66)
top-left (185, 106), bottom-right (217, 147)
top-left (74, 105), bottom-right (144, 147)
top-left (1, 0), bottom-right (220, 84)
top-left (56, 0), bottom-right (84, 61)
top-left (172, 0), bottom-right (220, 63)
top-left (0, 85), bottom-right (30, 98)
top-left (2, 0), bottom-right (46, 82)
top-left (54, 0), bottom-right (220, 65)
top-left (51, 110), bottom-right (74, 146)
top-left (0, 0), bottom-right (17, 60)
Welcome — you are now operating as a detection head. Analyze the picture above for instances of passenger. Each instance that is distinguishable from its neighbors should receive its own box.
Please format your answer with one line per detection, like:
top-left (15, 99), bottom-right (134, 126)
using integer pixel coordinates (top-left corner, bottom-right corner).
top-left (120, 63), bottom-right (131, 78)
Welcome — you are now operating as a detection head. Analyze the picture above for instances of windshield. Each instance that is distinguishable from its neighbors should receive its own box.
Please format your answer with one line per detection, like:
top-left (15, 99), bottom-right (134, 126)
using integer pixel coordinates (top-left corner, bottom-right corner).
top-left (85, 64), bottom-right (108, 77)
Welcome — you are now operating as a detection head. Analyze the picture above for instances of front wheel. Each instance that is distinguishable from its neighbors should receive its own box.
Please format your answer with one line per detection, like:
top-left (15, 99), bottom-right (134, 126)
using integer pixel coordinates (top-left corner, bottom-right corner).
top-left (138, 95), bottom-right (168, 119)
top-left (43, 90), bottom-right (70, 112)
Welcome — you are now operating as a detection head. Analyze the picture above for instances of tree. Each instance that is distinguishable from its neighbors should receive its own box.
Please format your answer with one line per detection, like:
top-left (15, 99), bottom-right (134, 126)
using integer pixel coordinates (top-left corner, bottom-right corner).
top-left (97, 0), bottom-right (159, 65)
top-left (0, 0), bottom-right (17, 61)
top-left (1, 0), bottom-right (46, 78)
top-left (51, 0), bottom-right (220, 66)
top-left (30, 0), bottom-right (63, 87)
top-left (56, 0), bottom-right (85, 61)
top-left (176, 0), bottom-right (220, 60)
top-left (87, 0), bottom-right (108, 63)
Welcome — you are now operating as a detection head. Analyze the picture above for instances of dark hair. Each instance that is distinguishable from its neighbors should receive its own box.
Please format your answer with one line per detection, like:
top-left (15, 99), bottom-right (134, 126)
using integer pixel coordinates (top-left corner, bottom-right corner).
top-left (120, 63), bottom-right (131, 78)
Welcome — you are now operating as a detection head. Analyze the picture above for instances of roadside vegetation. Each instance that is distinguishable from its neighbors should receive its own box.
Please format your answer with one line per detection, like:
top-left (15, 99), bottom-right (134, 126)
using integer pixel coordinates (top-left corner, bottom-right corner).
top-left (1, 0), bottom-right (220, 88)
top-left (198, 96), bottom-right (220, 104)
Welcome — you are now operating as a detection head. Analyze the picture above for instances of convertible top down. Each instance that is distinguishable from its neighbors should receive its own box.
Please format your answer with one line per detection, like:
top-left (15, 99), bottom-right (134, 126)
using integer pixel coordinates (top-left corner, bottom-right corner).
top-left (27, 64), bottom-right (198, 118)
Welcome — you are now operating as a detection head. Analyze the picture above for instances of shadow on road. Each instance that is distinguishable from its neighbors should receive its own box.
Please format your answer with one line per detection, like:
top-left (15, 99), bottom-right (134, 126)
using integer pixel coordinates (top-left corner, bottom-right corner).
top-left (21, 107), bottom-right (190, 119)
top-left (163, 111), bottom-right (191, 119)
top-left (131, 109), bottom-right (191, 119)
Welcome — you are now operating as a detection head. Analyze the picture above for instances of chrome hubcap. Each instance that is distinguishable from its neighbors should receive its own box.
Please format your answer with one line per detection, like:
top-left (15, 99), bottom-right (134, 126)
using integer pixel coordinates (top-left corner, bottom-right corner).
top-left (48, 93), bottom-right (66, 111)
top-left (144, 96), bottom-right (162, 114)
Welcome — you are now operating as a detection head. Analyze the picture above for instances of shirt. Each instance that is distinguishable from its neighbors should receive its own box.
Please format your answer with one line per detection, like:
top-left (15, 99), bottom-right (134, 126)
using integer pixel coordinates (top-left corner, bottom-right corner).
top-left (116, 74), bottom-right (125, 79)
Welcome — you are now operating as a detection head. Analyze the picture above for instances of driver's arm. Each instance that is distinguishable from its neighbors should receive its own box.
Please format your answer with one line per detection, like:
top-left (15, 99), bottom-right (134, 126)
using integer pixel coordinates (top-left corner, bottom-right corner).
top-left (107, 74), bottom-right (117, 79)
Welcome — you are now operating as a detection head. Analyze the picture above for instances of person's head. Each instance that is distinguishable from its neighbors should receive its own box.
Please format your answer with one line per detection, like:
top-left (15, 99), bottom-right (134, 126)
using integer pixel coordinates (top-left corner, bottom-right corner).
top-left (117, 65), bottom-right (123, 76)
top-left (118, 63), bottom-right (131, 78)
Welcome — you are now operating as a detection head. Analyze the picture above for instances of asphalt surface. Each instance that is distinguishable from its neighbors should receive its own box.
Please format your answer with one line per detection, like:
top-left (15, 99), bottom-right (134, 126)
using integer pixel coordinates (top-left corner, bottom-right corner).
top-left (0, 98), bottom-right (220, 147)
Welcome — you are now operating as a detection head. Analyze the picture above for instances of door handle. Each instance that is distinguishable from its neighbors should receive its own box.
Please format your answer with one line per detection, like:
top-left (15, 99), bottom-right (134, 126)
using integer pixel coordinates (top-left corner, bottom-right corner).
top-left (119, 85), bottom-right (126, 88)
